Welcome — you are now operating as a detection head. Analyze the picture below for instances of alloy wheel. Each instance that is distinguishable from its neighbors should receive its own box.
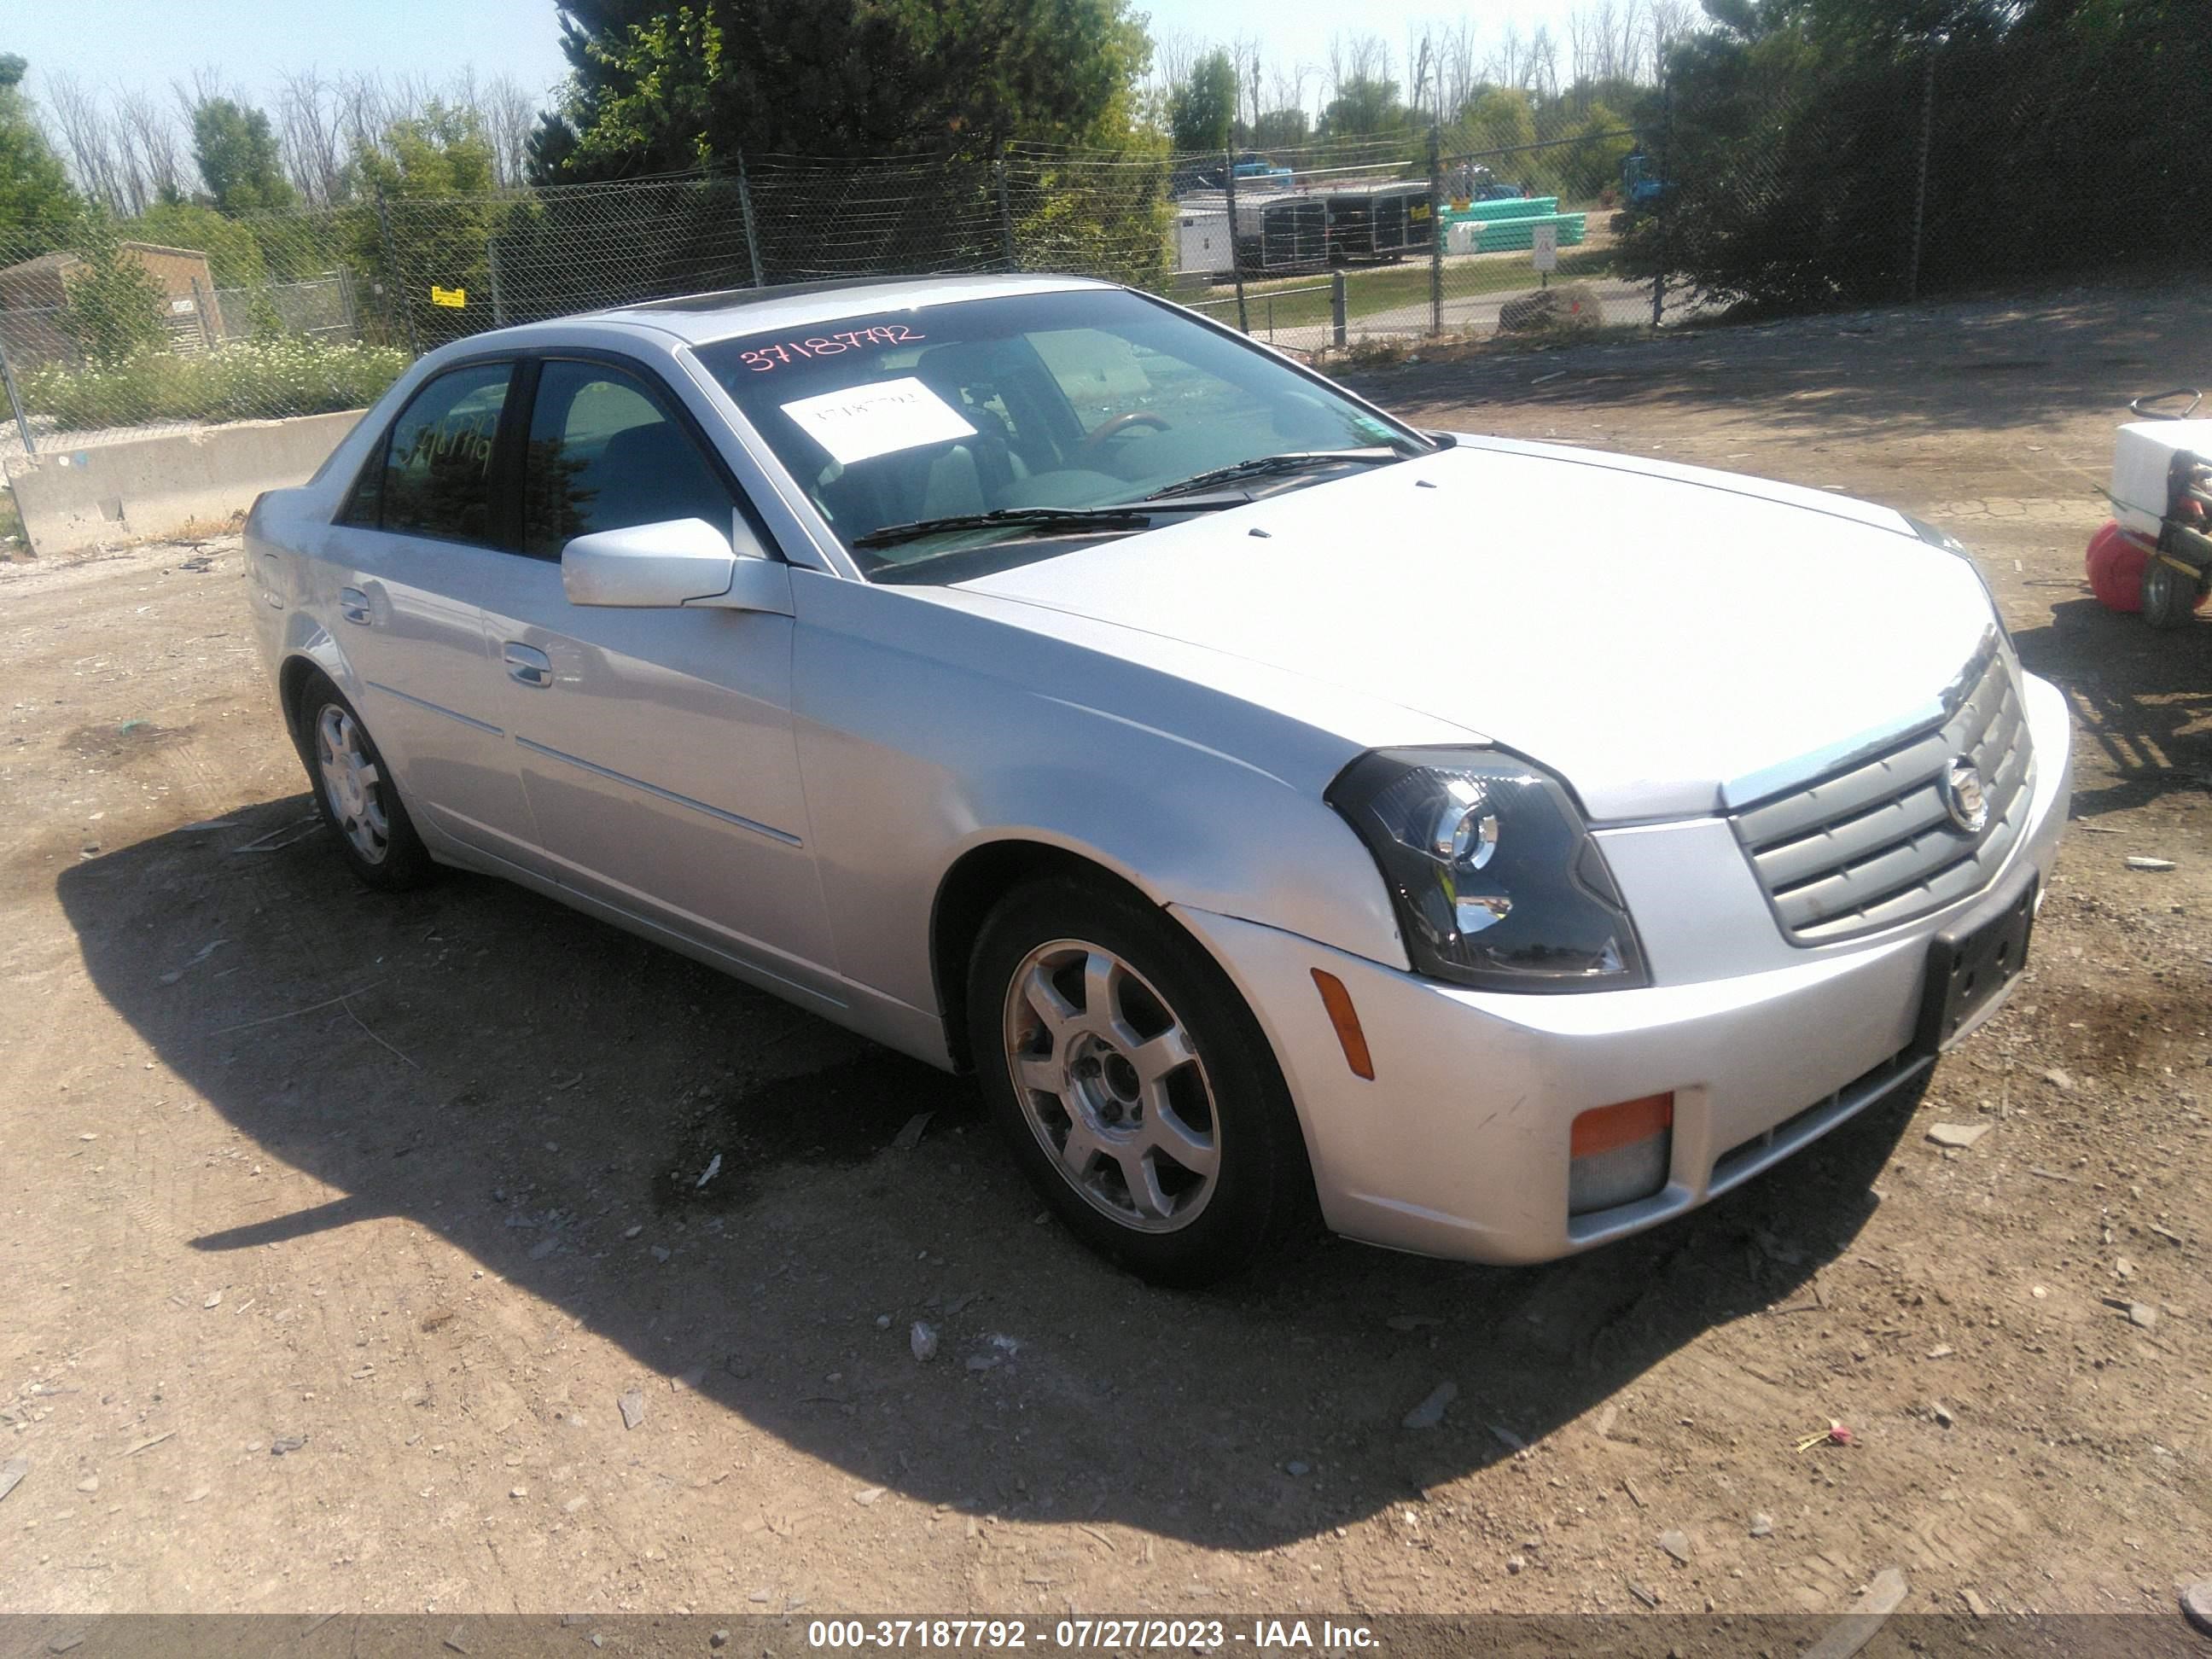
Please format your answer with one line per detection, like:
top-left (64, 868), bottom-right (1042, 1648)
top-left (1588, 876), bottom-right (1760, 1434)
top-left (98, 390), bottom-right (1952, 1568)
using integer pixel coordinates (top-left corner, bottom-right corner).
top-left (1001, 938), bottom-right (1220, 1232)
top-left (315, 703), bottom-right (390, 864)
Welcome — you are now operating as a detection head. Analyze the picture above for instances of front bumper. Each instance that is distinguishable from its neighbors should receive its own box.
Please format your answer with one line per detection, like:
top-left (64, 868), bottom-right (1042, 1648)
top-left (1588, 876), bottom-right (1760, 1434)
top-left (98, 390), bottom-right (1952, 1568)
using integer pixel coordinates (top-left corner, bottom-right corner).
top-left (1173, 672), bottom-right (2073, 1264)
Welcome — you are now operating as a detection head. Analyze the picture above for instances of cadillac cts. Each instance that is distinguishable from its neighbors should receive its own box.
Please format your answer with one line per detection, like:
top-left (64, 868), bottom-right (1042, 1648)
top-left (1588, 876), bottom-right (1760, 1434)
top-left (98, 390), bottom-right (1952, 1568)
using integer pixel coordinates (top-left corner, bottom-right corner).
top-left (244, 274), bottom-right (2070, 1284)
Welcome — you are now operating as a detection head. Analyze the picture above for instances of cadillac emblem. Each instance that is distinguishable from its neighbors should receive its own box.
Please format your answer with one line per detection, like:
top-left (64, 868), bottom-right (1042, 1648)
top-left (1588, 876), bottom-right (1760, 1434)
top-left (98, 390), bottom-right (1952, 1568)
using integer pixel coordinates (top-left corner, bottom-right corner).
top-left (1941, 758), bottom-right (1989, 835)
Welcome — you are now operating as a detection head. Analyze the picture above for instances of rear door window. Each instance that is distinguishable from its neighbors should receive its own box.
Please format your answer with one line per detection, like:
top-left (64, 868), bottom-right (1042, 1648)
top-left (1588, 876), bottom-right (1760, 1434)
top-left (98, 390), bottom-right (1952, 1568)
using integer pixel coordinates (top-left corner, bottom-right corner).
top-left (369, 362), bottom-right (514, 544)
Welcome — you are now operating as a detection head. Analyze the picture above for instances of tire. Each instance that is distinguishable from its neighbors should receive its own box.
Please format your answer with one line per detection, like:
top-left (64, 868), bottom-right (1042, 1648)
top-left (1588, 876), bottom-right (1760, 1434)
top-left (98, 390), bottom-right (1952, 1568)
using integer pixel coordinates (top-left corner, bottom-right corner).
top-left (967, 876), bottom-right (1318, 1286)
top-left (2139, 555), bottom-right (2203, 630)
top-left (292, 671), bottom-right (436, 891)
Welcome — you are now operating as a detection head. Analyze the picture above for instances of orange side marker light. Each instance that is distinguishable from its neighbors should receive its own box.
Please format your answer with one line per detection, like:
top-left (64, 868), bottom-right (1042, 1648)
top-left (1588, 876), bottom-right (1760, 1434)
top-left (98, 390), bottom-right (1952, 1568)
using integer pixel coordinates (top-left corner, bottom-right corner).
top-left (1310, 968), bottom-right (1375, 1080)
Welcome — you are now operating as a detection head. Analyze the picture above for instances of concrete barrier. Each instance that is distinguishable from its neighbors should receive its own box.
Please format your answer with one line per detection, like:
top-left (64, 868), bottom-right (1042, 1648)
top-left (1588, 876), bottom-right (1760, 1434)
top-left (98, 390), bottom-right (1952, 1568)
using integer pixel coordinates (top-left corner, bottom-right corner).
top-left (2, 409), bottom-right (365, 557)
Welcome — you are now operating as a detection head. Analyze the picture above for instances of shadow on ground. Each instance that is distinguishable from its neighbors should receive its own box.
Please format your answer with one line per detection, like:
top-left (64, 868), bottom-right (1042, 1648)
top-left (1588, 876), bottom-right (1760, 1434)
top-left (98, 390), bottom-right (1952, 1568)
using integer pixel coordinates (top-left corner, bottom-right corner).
top-left (56, 801), bottom-right (1930, 1551)
top-left (2013, 600), bottom-right (2212, 821)
top-left (1347, 278), bottom-right (2212, 443)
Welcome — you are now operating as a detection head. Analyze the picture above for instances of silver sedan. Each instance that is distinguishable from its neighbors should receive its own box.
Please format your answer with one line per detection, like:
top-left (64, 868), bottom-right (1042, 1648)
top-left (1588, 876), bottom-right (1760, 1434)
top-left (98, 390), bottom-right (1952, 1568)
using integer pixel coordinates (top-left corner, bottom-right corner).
top-left (245, 274), bottom-right (2069, 1284)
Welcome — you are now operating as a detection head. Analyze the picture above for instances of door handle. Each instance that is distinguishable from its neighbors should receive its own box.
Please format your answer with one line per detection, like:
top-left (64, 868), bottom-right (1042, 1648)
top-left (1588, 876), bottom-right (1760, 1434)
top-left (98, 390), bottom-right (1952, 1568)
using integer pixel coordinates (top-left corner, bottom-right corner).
top-left (338, 586), bottom-right (370, 625)
top-left (504, 643), bottom-right (553, 688)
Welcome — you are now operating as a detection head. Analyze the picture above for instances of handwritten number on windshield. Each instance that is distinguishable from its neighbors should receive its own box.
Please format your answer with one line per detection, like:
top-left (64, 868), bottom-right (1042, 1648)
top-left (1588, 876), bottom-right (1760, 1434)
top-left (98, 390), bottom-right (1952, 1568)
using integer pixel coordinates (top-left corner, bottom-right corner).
top-left (740, 324), bottom-right (928, 373)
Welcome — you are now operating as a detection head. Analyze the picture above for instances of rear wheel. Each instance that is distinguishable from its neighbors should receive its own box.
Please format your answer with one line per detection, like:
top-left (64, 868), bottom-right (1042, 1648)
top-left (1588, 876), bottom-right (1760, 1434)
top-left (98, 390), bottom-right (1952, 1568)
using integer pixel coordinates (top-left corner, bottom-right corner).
top-left (294, 672), bottom-right (435, 891)
top-left (2140, 556), bottom-right (2203, 629)
top-left (967, 878), bottom-right (1317, 1286)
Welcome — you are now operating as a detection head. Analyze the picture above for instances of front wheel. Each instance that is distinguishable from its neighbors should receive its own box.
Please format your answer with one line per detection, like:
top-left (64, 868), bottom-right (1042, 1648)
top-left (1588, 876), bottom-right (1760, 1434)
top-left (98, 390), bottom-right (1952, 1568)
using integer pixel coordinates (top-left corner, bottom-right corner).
top-left (967, 878), bottom-right (1318, 1286)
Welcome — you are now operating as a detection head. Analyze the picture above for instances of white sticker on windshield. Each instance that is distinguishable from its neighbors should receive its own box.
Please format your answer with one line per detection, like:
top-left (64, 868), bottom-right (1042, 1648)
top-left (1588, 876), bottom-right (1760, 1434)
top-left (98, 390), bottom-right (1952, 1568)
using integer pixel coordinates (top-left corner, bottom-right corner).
top-left (777, 376), bottom-right (977, 466)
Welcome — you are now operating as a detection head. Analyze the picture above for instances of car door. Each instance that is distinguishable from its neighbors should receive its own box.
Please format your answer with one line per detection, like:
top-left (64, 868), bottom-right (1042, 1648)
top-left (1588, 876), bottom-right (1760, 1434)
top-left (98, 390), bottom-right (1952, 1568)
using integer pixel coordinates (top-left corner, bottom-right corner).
top-left (325, 358), bottom-right (542, 866)
top-left (479, 352), bottom-right (837, 995)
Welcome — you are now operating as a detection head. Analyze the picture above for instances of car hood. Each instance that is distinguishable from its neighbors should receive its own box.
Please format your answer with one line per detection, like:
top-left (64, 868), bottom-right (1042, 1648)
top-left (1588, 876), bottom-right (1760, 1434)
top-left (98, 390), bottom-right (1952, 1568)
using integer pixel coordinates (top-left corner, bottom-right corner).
top-left (953, 438), bottom-right (2001, 821)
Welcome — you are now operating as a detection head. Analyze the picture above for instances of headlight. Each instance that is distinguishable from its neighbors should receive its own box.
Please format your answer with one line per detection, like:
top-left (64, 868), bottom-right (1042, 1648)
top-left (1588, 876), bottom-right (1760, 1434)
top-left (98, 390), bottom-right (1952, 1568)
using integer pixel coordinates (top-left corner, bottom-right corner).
top-left (1326, 748), bottom-right (1649, 993)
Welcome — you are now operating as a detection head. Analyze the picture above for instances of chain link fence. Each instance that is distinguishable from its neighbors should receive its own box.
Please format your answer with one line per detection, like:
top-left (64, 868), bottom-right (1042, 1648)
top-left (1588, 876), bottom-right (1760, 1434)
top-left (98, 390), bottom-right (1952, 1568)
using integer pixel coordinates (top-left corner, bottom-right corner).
top-left (3, 30), bottom-right (2193, 465)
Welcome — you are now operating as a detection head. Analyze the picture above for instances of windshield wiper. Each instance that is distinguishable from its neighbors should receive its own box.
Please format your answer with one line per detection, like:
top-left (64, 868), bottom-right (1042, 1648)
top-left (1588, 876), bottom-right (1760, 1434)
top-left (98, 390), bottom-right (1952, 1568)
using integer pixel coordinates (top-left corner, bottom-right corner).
top-left (852, 506), bottom-right (1155, 551)
top-left (1140, 446), bottom-right (1407, 501)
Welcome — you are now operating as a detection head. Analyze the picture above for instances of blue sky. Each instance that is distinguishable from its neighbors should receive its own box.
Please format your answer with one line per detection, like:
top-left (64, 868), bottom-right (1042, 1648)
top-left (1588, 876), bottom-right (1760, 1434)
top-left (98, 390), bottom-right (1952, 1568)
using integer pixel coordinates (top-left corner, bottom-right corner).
top-left (16, 0), bottom-right (1593, 114)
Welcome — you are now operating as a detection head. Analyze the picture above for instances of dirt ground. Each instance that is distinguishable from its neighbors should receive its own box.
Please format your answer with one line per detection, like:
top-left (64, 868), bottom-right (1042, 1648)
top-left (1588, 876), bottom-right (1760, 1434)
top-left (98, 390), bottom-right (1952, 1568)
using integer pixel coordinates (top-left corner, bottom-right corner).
top-left (2, 277), bottom-right (2207, 1632)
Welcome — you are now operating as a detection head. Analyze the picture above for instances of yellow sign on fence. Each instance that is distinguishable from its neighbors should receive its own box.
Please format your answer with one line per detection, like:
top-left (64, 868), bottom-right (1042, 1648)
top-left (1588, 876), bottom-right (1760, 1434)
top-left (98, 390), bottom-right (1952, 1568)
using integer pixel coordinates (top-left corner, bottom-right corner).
top-left (429, 286), bottom-right (467, 308)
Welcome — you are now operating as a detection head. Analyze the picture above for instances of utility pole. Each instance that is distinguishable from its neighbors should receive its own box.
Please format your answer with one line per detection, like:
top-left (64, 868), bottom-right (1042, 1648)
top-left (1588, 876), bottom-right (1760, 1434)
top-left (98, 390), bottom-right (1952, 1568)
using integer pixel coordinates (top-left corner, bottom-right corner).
top-left (1428, 124), bottom-right (1444, 337)
top-left (1224, 146), bottom-right (1249, 334)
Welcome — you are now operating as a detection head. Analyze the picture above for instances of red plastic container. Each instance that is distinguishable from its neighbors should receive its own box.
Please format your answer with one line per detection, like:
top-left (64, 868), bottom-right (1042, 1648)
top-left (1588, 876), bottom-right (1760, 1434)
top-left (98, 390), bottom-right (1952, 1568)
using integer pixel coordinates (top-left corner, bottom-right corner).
top-left (2086, 519), bottom-right (2150, 613)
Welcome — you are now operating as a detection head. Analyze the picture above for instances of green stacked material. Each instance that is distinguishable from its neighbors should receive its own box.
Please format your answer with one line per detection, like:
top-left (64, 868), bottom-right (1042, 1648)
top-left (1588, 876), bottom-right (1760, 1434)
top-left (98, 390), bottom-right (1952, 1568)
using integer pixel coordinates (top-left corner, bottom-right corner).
top-left (1467, 212), bottom-right (1587, 252)
top-left (1448, 196), bottom-right (1561, 223)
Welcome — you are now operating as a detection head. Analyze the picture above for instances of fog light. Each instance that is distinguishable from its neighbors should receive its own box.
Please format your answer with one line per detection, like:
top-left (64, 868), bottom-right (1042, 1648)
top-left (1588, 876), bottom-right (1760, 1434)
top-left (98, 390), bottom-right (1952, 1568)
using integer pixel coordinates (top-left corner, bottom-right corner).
top-left (1568, 1092), bottom-right (1674, 1215)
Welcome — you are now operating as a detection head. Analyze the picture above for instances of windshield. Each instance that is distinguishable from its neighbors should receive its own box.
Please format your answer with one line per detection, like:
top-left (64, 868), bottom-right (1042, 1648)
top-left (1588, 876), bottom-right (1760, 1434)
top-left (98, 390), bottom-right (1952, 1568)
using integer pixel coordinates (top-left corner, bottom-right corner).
top-left (693, 288), bottom-right (1423, 577)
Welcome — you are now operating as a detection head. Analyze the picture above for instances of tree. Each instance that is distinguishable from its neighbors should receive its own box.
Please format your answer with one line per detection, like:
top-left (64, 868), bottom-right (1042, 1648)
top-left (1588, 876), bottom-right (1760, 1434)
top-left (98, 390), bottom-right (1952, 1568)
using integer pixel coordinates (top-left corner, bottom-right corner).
top-left (345, 102), bottom-right (505, 346)
top-left (1318, 76), bottom-right (1409, 139)
top-left (1249, 107), bottom-right (1310, 150)
top-left (61, 210), bottom-right (168, 359)
top-left (0, 54), bottom-right (81, 245)
top-left (1452, 86), bottom-right (1537, 155)
top-left (191, 96), bottom-right (297, 213)
top-left (1558, 99), bottom-right (1633, 198)
top-left (535, 0), bottom-right (1152, 179)
top-left (1167, 49), bottom-right (1237, 154)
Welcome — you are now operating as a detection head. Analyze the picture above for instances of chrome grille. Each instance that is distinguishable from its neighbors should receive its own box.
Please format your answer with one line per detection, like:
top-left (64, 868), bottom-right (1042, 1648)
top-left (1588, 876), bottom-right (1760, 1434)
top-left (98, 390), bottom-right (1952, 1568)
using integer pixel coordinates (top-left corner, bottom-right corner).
top-left (1731, 643), bottom-right (2034, 945)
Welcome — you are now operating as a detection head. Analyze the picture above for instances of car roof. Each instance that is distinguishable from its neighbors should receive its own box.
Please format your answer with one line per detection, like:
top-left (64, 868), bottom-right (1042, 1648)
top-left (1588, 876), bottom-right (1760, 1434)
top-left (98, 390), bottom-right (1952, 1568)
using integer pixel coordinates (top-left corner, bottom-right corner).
top-left (582, 271), bottom-right (1115, 346)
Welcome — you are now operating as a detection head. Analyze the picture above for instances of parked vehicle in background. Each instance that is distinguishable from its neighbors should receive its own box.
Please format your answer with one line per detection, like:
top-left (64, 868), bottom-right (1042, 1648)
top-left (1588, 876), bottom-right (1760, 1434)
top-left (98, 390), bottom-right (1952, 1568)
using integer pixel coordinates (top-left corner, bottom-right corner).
top-left (245, 273), bottom-right (2069, 1284)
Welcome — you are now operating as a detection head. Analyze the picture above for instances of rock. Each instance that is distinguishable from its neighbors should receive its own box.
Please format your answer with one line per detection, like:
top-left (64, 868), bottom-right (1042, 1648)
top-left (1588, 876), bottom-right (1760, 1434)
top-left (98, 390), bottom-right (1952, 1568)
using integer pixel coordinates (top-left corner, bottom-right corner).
top-left (1505, 1556), bottom-right (1526, 1575)
top-left (510, 1487), bottom-right (527, 1499)
top-left (650, 1246), bottom-right (672, 1263)
top-left (1749, 1513), bottom-right (1774, 1539)
top-left (202, 1292), bottom-right (222, 1309)
top-left (1925, 1121), bottom-right (1992, 1150)
top-left (2042, 1068), bottom-right (2075, 1091)
top-left (1498, 282), bottom-right (1606, 335)
top-left (892, 1112), bottom-right (934, 1150)
top-left (270, 1436), bottom-right (306, 1456)
top-left (964, 1353), bottom-right (1001, 1372)
top-left (1932, 1400), bottom-right (1954, 1427)
top-left (2181, 1581), bottom-right (2212, 1639)
top-left (874, 1315), bottom-right (891, 1329)
top-left (74, 1475), bottom-right (97, 1493)
top-left (910, 1322), bottom-right (940, 1362)
top-left (1285, 1460), bottom-right (1310, 1477)
top-left (563, 1494), bottom-right (587, 1513)
top-left (748, 1591), bottom-right (771, 1604)
top-left (712, 1633), bottom-right (730, 1650)
top-left (853, 1486), bottom-right (886, 1505)
top-left (2128, 1302), bottom-right (2159, 1330)
top-left (1657, 1529), bottom-right (1691, 1564)
top-left (1962, 1587), bottom-right (1989, 1618)
top-left (622, 1225), bottom-right (642, 1239)
top-left (1627, 1580), bottom-right (1660, 1608)
top-left (1926, 1345), bottom-right (1954, 1359)
top-left (1490, 1423), bottom-right (1527, 1451)
top-left (1401, 1380), bottom-right (1458, 1431)
top-left (696, 1153), bottom-right (722, 1188)
top-left (618, 1389), bottom-right (646, 1429)
top-left (528, 1236), bottom-right (559, 1260)
top-left (672, 1365), bottom-right (707, 1392)
top-left (2126, 856), bottom-right (2178, 871)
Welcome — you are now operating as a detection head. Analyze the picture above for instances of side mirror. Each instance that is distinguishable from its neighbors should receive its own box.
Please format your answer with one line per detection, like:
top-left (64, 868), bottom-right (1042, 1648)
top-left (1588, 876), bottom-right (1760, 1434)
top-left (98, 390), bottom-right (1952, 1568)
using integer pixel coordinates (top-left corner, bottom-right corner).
top-left (561, 517), bottom-right (793, 614)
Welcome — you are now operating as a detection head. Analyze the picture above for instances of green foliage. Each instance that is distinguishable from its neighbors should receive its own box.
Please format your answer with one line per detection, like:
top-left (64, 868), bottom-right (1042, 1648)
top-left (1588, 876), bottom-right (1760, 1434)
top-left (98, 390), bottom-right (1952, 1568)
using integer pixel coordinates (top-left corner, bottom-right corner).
top-left (1249, 108), bottom-right (1310, 150)
top-left (60, 212), bottom-right (168, 361)
top-left (191, 98), bottom-right (297, 214)
top-left (1318, 76), bottom-right (1410, 140)
top-left (1013, 140), bottom-right (1171, 290)
top-left (0, 53), bottom-right (80, 246)
top-left (346, 102), bottom-right (507, 346)
top-left (128, 201), bottom-right (266, 287)
top-left (1557, 102), bottom-right (1634, 199)
top-left (1168, 50), bottom-right (1237, 154)
top-left (1451, 87), bottom-right (1537, 156)
top-left (20, 335), bottom-right (408, 428)
top-left (538, 0), bottom-right (1154, 178)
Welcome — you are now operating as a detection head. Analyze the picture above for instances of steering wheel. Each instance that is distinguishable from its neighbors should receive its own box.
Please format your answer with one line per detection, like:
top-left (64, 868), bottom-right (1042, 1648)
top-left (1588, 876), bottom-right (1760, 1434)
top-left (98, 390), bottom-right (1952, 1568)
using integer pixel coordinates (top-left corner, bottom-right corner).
top-left (1080, 410), bottom-right (1172, 453)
